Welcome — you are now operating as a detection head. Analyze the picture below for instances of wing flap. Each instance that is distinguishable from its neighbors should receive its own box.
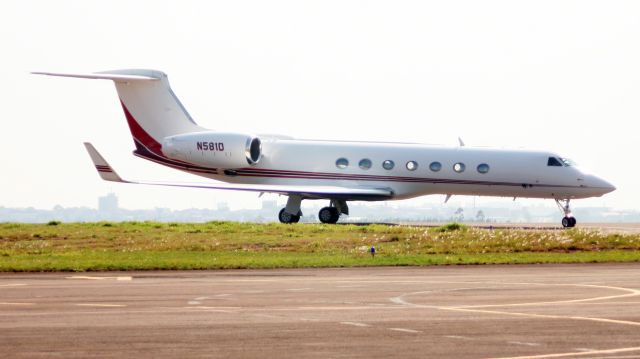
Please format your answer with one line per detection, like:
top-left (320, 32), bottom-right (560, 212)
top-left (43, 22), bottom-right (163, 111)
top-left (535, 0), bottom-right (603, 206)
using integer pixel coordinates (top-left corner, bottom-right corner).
top-left (133, 181), bottom-right (393, 200)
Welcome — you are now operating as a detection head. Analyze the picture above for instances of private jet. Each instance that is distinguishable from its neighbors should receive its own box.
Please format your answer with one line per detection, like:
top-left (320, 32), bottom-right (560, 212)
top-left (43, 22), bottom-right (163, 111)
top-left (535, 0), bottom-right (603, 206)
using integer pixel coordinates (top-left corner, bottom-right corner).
top-left (34, 69), bottom-right (616, 227)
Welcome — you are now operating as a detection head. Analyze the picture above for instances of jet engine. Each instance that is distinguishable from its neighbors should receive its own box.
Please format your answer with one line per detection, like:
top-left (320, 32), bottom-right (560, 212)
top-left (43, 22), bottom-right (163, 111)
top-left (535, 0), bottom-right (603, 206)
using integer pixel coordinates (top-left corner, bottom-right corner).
top-left (162, 132), bottom-right (262, 168)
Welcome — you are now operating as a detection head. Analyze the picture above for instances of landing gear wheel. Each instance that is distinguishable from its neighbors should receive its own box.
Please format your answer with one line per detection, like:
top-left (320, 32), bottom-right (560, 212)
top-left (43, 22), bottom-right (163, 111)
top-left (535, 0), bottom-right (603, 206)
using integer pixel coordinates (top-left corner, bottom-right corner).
top-left (279, 208), bottom-right (300, 224)
top-left (556, 199), bottom-right (577, 228)
top-left (561, 216), bottom-right (577, 228)
top-left (318, 207), bottom-right (340, 224)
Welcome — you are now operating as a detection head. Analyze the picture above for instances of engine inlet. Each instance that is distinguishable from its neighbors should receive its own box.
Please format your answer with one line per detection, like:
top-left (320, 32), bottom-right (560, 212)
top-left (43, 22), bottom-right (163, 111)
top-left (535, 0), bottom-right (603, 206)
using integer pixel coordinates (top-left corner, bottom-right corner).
top-left (245, 137), bottom-right (262, 165)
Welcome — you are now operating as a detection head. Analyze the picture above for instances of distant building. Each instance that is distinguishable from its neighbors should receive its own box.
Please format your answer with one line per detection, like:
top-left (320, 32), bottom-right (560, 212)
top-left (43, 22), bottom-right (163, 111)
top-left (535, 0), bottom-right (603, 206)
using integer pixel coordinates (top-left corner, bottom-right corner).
top-left (98, 193), bottom-right (119, 214)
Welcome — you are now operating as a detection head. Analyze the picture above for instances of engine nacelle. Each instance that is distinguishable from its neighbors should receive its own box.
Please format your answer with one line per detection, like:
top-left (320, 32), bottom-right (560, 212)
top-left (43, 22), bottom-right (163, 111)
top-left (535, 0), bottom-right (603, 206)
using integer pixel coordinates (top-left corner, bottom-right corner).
top-left (162, 131), bottom-right (262, 168)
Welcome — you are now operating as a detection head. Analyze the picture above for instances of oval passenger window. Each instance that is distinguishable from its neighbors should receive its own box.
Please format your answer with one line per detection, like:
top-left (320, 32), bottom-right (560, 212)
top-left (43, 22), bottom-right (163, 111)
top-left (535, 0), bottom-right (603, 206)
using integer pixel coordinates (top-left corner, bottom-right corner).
top-left (406, 161), bottom-right (418, 171)
top-left (336, 158), bottom-right (349, 169)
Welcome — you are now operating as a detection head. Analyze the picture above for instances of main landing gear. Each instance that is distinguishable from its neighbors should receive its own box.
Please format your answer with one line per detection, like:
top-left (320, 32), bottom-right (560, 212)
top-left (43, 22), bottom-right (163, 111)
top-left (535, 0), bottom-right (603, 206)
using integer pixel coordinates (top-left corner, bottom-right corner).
top-left (318, 207), bottom-right (340, 224)
top-left (318, 200), bottom-right (348, 224)
top-left (555, 199), bottom-right (577, 228)
top-left (277, 197), bottom-right (349, 224)
top-left (278, 195), bottom-right (302, 224)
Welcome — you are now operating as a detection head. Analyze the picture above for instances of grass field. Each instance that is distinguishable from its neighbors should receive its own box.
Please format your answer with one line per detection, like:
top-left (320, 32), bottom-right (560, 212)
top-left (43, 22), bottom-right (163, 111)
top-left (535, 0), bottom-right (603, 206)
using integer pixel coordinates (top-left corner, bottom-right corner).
top-left (1, 221), bottom-right (639, 271)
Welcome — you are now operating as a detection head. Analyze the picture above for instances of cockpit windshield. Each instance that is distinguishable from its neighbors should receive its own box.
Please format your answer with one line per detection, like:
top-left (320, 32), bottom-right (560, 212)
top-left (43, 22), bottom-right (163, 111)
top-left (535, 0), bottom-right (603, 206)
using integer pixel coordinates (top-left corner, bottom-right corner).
top-left (547, 157), bottom-right (562, 166)
top-left (547, 156), bottom-right (577, 167)
top-left (560, 157), bottom-right (576, 167)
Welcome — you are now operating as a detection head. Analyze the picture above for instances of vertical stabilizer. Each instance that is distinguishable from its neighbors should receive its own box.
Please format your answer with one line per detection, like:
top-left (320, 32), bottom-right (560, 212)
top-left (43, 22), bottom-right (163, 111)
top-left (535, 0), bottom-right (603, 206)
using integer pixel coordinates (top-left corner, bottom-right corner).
top-left (33, 69), bottom-right (204, 155)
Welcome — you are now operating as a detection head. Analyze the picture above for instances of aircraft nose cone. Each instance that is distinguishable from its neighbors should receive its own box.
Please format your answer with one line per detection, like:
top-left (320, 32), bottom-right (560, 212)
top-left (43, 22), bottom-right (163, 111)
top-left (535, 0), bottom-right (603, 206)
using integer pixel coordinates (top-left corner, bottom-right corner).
top-left (591, 175), bottom-right (616, 195)
top-left (604, 181), bottom-right (616, 193)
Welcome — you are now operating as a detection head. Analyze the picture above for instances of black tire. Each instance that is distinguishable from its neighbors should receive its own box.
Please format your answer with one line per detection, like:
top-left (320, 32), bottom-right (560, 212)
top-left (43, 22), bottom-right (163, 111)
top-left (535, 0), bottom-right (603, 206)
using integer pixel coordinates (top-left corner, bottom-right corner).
top-left (318, 207), bottom-right (332, 223)
top-left (569, 217), bottom-right (577, 227)
top-left (561, 217), bottom-right (570, 228)
top-left (319, 207), bottom-right (340, 224)
top-left (279, 208), bottom-right (295, 224)
top-left (329, 208), bottom-right (340, 223)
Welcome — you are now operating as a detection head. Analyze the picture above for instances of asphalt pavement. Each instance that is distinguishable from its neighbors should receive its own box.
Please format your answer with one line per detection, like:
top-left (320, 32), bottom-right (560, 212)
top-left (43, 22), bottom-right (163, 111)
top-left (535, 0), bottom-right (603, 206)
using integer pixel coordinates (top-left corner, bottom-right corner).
top-left (1, 264), bottom-right (640, 358)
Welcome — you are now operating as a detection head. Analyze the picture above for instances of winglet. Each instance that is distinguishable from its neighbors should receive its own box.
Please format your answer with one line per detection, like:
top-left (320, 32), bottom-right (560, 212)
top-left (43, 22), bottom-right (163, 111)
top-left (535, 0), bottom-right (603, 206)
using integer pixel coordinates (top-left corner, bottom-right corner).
top-left (83, 143), bottom-right (126, 183)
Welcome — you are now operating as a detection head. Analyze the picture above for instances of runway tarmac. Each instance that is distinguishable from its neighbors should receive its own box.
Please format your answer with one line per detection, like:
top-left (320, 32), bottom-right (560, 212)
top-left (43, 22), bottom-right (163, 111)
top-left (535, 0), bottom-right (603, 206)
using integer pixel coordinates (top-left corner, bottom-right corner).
top-left (1, 264), bottom-right (640, 358)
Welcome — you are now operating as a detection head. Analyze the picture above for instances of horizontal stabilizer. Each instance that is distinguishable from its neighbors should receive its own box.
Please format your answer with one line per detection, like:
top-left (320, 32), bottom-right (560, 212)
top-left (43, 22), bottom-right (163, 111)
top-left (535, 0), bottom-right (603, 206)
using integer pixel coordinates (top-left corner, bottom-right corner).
top-left (32, 71), bottom-right (160, 82)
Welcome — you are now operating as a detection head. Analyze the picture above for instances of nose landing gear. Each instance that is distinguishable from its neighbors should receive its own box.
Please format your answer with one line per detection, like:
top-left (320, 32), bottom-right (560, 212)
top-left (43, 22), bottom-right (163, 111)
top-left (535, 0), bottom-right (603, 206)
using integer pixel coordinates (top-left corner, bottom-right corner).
top-left (556, 199), bottom-right (577, 228)
top-left (278, 208), bottom-right (301, 223)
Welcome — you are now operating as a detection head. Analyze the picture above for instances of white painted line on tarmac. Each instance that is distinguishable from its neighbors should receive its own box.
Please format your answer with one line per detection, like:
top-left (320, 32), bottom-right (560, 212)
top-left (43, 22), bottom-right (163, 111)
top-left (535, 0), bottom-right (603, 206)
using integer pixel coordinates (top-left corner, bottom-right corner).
top-left (0, 283), bottom-right (27, 287)
top-left (445, 335), bottom-right (474, 340)
top-left (554, 301), bottom-right (640, 306)
top-left (299, 318), bottom-right (321, 322)
top-left (75, 303), bottom-right (126, 307)
top-left (340, 321), bottom-right (370, 327)
top-left (489, 346), bottom-right (640, 359)
top-left (389, 327), bottom-right (421, 333)
top-left (285, 306), bottom-right (404, 311)
top-left (335, 280), bottom-right (435, 284)
top-left (183, 307), bottom-right (232, 313)
top-left (444, 307), bottom-right (640, 327)
top-left (0, 307), bottom-right (230, 317)
top-left (392, 283), bottom-right (640, 329)
top-left (189, 294), bottom-right (231, 304)
top-left (286, 288), bottom-right (311, 292)
top-left (390, 291), bottom-right (432, 307)
top-left (67, 276), bottom-right (132, 281)
top-left (509, 341), bottom-right (541, 347)
top-left (568, 315), bottom-right (640, 327)
top-left (0, 302), bottom-right (34, 306)
top-left (185, 306), bottom-right (240, 310)
top-left (253, 314), bottom-right (279, 319)
top-left (456, 284), bottom-right (640, 309)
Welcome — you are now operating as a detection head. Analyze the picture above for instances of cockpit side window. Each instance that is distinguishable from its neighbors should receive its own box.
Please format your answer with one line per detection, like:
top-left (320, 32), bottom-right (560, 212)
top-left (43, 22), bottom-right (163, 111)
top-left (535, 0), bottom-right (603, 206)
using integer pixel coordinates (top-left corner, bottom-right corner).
top-left (547, 157), bottom-right (563, 167)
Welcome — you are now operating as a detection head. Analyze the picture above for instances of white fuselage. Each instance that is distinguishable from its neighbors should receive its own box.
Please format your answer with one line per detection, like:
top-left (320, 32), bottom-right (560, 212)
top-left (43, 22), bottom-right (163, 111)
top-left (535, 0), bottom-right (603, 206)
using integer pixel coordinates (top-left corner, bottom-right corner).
top-left (162, 137), bottom-right (614, 201)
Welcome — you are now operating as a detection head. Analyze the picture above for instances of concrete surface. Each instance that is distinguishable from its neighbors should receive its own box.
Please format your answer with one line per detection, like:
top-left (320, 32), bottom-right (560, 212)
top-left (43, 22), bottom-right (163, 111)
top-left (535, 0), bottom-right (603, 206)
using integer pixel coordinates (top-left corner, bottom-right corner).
top-left (1, 264), bottom-right (640, 358)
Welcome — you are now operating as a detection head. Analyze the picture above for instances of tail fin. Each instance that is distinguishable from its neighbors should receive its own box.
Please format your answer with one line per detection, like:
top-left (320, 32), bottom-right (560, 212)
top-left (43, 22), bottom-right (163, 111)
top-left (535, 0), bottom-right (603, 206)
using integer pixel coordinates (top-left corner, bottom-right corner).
top-left (33, 69), bottom-right (203, 156)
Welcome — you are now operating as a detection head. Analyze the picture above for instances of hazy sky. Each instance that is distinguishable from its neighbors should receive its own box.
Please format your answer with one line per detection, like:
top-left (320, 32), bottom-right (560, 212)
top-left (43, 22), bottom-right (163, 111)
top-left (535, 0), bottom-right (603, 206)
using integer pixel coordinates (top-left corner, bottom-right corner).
top-left (2, 0), bottom-right (639, 212)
